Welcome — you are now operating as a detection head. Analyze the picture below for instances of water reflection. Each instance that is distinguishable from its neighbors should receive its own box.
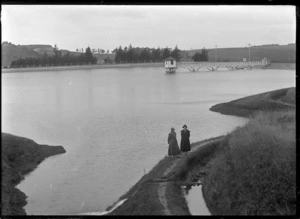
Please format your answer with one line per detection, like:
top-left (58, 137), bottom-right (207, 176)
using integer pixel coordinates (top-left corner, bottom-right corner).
top-left (163, 73), bottom-right (181, 103)
top-left (183, 185), bottom-right (210, 215)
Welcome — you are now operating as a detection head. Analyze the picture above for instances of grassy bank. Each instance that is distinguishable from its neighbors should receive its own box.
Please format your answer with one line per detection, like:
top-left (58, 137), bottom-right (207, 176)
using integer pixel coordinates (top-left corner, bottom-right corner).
top-left (210, 87), bottom-right (295, 117)
top-left (1, 133), bottom-right (66, 215)
top-left (203, 87), bottom-right (296, 215)
top-left (203, 109), bottom-right (296, 215)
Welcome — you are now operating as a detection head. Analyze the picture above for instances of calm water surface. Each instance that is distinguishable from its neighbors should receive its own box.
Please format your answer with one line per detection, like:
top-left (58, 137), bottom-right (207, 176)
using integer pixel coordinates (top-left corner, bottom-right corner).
top-left (2, 67), bottom-right (295, 215)
top-left (184, 185), bottom-right (210, 215)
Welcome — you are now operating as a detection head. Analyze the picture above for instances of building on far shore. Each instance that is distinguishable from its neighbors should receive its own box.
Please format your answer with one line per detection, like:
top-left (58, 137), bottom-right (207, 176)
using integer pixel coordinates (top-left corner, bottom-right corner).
top-left (93, 53), bottom-right (116, 64)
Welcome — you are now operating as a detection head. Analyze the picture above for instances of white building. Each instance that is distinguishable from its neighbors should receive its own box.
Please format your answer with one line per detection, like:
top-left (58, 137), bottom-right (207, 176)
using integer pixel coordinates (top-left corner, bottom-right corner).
top-left (164, 56), bottom-right (177, 73)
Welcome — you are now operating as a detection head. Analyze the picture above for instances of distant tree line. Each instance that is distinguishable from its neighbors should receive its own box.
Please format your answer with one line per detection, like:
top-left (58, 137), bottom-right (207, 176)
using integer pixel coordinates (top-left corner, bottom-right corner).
top-left (112, 44), bottom-right (181, 64)
top-left (192, 48), bottom-right (209, 61)
top-left (11, 45), bottom-right (97, 67)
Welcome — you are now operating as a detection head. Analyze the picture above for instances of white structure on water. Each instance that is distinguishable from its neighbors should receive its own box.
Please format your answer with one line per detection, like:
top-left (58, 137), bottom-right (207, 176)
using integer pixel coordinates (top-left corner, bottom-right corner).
top-left (164, 56), bottom-right (177, 73)
top-left (179, 57), bottom-right (271, 72)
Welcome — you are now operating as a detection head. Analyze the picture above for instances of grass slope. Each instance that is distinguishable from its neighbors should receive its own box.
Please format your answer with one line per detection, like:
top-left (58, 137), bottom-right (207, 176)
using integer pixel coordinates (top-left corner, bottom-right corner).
top-left (203, 110), bottom-right (296, 215)
top-left (1, 133), bottom-right (66, 215)
top-left (2, 44), bottom-right (41, 67)
top-left (210, 87), bottom-right (295, 117)
top-left (182, 44), bottom-right (295, 63)
top-left (202, 87), bottom-right (296, 215)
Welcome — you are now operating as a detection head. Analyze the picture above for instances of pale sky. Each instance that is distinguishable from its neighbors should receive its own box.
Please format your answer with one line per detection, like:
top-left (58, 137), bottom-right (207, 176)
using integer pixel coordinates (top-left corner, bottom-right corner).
top-left (1, 5), bottom-right (296, 51)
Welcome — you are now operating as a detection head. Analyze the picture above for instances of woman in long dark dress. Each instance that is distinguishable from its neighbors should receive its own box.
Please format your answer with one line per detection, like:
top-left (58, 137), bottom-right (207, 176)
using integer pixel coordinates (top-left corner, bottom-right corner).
top-left (180, 124), bottom-right (191, 156)
top-left (168, 127), bottom-right (180, 158)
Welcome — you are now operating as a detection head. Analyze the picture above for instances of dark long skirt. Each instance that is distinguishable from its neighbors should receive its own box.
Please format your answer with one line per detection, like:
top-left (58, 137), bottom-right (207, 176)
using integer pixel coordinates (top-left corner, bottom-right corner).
top-left (168, 139), bottom-right (180, 156)
top-left (180, 139), bottom-right (191, 152)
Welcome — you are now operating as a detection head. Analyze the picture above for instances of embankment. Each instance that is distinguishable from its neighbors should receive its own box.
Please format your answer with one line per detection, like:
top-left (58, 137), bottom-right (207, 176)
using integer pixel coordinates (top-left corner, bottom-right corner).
top-left (106, 136), bottom-right (224, 215)
top-left (2, 62), bottom-right (164, 73)
top-left (263, 62), bottom-right (295, 70)
top-left (210, 87), bottom-right (295, 117)
top-left (202, 87), bottom-right (296, 215)
top-left (1, 133), bottom-right (66, 215)
top-left (2, 62), bottom-right (295, 73)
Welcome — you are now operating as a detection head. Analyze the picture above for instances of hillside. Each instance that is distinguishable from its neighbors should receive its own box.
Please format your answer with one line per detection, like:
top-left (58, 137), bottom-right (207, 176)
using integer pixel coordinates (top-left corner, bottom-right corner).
top-left (181, 44), bottom-right (295, 63)
top-left (205, 88), bottom-right (296, 215)
top-left (2, 42), bottom-right (45, 67)
top-left (1, 42), bottom-right (115, 67)
top-left (2, 42), bottom-right (295, 68)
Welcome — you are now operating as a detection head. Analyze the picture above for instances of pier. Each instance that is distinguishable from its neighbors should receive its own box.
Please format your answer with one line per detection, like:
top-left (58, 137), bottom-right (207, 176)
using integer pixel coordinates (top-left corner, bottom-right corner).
top-left (177, 58), bottom-right (271, 72)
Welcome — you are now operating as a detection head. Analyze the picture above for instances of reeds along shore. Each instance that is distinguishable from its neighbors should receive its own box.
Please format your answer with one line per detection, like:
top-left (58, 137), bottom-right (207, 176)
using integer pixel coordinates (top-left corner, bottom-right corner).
top-left (203, 109), bottom-right (296, 215)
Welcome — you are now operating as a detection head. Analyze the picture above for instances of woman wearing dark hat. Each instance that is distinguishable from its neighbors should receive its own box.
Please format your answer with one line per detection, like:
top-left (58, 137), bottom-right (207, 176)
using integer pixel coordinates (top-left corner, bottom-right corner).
top-left (167, 127), bottom-right (180, 158)
top-left (180, 124), bottom-right (191, 155)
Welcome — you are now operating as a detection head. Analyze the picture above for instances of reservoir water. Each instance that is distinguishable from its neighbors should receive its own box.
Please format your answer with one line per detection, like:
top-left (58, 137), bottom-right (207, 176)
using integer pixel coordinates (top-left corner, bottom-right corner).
top-left (2, 67), bottom-right (295, 215)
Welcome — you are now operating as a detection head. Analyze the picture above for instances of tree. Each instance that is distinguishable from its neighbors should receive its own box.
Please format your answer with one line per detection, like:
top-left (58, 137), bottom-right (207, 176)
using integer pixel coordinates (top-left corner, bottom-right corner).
top-left (115, 46), bottom-right (124, 63)
top-left (201, 48), bottom-right (208, 61)
top-left (152, 47), bottom-right (162, 62)
top-left (53, 44), bottom-right (61, 58)
top-left (139, 48), bottom-right (151, 62)
top-left (42, 52), bottom-right (49, 66)
top-left (171, 45), bottom-right (181, 61)
top-left (192, 48), bottom-right (209, 62)
top-left (85, 46), bottom-right (97, 64)
top-left (162, 47), bottom-right (171, 60)
top-left (52, 44), bottom-right (62, 65)
top-left (192, 52), bottom-right (203, 61)
top-left (127, 44), bottom-right (134, 63)
top-left (112, 48), bottom-right (118, 54)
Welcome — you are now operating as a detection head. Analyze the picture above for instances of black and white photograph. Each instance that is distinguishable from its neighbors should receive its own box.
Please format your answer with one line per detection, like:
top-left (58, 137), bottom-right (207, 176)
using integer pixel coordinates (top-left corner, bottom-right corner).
top-left (1, 5), bottom-right (296, 216)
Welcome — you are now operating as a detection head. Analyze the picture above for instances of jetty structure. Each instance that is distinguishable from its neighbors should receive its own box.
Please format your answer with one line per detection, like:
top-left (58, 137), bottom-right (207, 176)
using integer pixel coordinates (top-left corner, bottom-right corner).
top-left (164, 56), bottom-right (177, 73)
top-left (176, 57), bottom-right (271, 72)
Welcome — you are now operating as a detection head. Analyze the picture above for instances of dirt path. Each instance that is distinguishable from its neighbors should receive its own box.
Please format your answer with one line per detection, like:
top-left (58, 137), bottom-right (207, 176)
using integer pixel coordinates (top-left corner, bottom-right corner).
top-left (156, 137), bottom-right (223, 215)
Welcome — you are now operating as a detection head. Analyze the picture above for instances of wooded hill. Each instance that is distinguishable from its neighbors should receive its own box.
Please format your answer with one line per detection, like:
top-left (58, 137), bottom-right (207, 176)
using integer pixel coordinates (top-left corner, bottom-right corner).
top-left (2, 42), bottom-right (295, 68)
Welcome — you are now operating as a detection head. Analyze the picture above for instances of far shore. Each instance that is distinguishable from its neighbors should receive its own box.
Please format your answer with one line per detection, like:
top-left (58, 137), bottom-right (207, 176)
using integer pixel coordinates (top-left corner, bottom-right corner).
top-left (1, 62), bottom-right (164, 73)
top-left (2, 62), bottom-right (295, 73)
